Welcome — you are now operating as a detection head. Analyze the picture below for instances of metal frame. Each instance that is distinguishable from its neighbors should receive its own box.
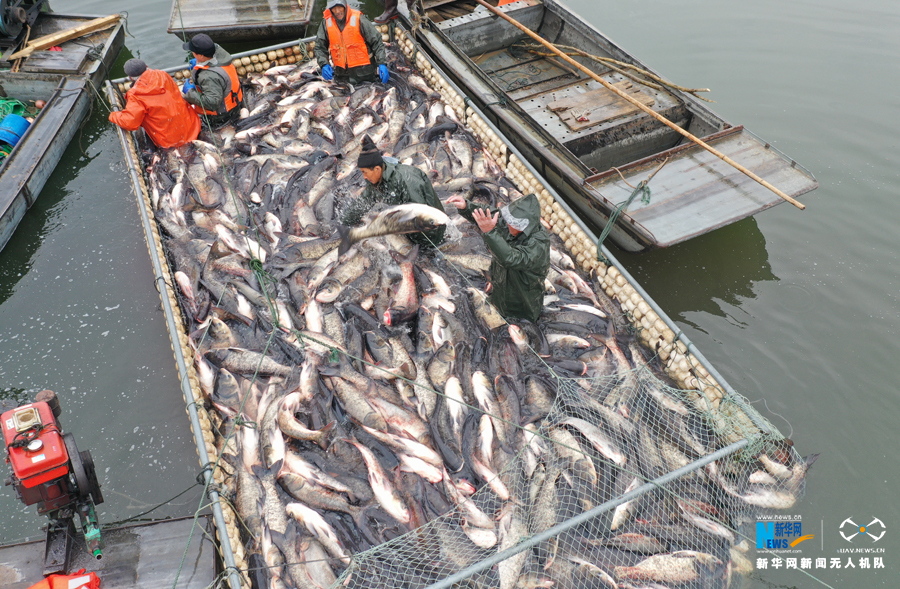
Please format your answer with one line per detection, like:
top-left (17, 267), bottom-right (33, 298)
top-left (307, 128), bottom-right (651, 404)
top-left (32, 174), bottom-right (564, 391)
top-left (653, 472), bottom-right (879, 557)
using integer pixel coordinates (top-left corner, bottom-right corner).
top-left (105, 27), bottom-right (784, 589)
top-left (104, 80), bottom-right (243, 589)
top-left (423, 440), bottom-right (750, 589)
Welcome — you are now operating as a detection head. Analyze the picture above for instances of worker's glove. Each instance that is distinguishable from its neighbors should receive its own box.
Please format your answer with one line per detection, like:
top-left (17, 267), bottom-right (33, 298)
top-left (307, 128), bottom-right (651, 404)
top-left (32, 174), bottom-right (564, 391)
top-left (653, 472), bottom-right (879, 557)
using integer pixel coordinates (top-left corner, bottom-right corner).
top-left (321, 64), bottom-right (333, 81)
top-left (182, 80), bottom-right (195, 95)
top-left (188, 58), bottom-right (197, 68)
top-left (378, 64), bottom-right (390, 84)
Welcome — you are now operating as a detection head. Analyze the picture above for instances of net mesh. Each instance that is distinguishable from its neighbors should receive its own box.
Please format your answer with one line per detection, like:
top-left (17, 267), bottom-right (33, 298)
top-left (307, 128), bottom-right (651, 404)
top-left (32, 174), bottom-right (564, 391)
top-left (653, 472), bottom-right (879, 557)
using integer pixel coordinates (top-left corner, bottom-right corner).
top-left (138, 38), bottom-right (815, 589)
top-left (332, 364), bottom-right (807, 589)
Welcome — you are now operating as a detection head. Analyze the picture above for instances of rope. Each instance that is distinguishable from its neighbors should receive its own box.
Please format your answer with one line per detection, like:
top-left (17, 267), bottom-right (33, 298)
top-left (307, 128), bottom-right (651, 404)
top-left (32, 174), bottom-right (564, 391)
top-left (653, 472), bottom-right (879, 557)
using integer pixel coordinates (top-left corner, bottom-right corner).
top-left (101, 481), bottom-right (203, 527)
top-left (511, 40), bottom-right (715, 103)
top-left (595, 157), bottom-right (667, 263)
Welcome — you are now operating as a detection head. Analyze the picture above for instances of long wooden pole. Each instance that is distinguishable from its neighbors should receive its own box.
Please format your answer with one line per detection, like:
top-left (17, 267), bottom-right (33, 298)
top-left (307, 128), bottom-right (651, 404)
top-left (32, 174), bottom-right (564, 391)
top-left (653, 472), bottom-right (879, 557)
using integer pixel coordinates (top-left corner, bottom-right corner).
top-left (471, 0), bottom-right (806, 210)
top-left (8, 15), bottom-right (121, 61)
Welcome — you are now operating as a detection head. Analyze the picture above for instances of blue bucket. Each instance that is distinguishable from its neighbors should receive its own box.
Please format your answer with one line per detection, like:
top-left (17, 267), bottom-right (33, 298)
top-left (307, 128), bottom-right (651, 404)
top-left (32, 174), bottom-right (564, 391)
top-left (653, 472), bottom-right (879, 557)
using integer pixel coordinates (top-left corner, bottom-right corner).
top-left (0, 114), bottom-right (31, 148)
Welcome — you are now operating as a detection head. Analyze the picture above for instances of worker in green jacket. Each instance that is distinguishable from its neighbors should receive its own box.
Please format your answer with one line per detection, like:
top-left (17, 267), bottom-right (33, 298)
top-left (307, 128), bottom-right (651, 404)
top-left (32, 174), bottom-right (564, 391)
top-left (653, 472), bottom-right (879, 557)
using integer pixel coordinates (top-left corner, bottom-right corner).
top-left (446, 193), bottom-right (550, 322)
top-left (341, 135), bottom-right (446, 248)
top-left (181, 34), bottom-right (244, 128)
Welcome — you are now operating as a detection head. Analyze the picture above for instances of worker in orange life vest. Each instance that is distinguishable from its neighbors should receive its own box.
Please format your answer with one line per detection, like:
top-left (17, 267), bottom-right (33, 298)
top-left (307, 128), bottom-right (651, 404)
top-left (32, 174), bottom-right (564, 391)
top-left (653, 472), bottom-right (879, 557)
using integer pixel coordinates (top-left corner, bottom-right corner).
top-left (181, 33), bottom-right (244, 128)
top-left (314, 0), bottom-right (389, 85)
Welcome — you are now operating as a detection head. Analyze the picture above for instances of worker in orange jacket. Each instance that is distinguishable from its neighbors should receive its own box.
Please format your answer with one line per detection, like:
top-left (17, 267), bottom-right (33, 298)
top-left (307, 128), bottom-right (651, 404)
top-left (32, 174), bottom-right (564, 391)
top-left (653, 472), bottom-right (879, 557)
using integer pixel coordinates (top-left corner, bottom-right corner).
top-left (314, 0), bottom-right (389, 85)
top-left (109, 59), bottom-right (200, 149)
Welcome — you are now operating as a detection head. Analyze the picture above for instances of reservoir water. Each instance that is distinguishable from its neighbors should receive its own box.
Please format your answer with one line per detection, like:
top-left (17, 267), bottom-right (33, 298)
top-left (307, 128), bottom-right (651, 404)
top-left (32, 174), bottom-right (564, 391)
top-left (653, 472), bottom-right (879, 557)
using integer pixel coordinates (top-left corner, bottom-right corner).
top-left (1, 0), bottom-right (896, 586)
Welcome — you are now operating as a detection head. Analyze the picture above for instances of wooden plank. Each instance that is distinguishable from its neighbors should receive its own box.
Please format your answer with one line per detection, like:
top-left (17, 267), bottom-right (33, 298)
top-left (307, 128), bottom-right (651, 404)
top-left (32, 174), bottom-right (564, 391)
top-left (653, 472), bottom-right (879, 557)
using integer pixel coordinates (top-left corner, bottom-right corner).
top-left (20, 50), bottom-right (88, 74)
top-left (586, 129), bottom-right (817, 246)
top-left (9, 15), bottom-right (120, 60)
top-left (547, 80), bottom-right (654, 132)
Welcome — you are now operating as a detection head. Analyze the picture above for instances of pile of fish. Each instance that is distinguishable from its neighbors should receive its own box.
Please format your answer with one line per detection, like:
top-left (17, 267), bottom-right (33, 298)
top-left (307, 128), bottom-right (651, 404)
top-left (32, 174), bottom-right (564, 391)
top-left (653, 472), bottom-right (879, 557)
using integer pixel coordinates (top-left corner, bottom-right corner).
top-left (141, 45), bottom-right (815, 589)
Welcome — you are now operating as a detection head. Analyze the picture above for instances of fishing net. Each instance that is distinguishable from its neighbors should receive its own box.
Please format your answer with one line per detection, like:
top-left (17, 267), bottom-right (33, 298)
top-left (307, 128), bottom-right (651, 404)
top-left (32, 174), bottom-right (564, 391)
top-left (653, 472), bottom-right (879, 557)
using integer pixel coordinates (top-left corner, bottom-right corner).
top-left (332, 360), bottom-right (806, 589)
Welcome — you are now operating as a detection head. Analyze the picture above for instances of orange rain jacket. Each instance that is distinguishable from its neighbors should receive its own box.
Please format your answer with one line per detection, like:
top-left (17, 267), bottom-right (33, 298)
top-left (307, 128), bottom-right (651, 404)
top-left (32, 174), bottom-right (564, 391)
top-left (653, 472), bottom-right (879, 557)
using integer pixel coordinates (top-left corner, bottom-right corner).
top-left (109, 69), bottom-right (200, 149)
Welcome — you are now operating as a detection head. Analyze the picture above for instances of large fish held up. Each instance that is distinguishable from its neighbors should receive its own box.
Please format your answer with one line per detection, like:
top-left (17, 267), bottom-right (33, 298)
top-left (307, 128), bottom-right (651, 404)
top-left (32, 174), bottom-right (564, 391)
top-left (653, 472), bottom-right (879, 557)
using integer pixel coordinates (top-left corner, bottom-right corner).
top-left (337, 203), bottom-right (449, 255)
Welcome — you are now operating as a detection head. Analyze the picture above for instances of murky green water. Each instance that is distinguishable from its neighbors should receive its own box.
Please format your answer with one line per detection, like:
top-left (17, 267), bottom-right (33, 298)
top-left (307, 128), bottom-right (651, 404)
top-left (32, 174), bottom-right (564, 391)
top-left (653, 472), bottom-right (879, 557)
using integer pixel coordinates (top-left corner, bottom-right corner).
top-left (1, 0), bottom-right (896, 586)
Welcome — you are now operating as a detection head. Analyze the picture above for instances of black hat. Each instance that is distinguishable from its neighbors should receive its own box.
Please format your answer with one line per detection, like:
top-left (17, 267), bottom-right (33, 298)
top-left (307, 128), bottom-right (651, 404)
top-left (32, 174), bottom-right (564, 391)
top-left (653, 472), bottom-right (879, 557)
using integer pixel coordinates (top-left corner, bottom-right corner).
top-left (123, 58), bottom-right (147, 78)
top-left (357, 135), bottom-right (383, 169)
top-left (183, 34), bottom-right (216, 58)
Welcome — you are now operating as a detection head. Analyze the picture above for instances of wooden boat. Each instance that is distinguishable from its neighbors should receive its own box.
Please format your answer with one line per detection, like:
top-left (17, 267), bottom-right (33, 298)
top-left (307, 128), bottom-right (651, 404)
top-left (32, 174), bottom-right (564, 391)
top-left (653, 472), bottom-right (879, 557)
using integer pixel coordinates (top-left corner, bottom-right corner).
top-left (405, 0), bottom-right (818, 251)
top-left (167, 0), bottom-right (316, 43)
top-left (0, 11), bottom-right (125, 252)
top-left (0, 73), bottom-right (90, 252)
top-left (0, 12), bottom-right (126, 87)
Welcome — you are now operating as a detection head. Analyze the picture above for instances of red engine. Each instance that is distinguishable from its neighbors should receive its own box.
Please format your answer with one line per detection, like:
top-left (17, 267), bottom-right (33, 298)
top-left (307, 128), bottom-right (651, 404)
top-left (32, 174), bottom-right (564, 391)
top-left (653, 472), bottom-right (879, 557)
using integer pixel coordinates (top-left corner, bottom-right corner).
top-left (2, 399), bottom-right (77, 513)
top-left (3, 391), bottom-right (102, 516)
top-left (2, 390), bottom-right (105, 571)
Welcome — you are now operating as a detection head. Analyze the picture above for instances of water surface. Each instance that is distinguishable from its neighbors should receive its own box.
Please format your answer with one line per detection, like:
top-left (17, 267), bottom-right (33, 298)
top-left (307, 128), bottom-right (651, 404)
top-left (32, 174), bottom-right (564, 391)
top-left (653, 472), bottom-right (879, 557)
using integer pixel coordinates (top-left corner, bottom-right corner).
top-left (2, 1), bottom-right (897, 586)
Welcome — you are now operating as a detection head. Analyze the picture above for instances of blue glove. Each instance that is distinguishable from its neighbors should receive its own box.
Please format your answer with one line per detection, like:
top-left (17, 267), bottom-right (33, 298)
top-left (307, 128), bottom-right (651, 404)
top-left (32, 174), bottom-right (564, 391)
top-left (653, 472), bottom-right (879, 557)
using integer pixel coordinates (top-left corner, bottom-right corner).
top-left (182, 80), bottom-right (195, 95)
top-left (378, 64), bottom-right (390, 84)
top-left (321, 64), bottom-right (333, 81)
top-left (188, 58), bottom-right (197, 68)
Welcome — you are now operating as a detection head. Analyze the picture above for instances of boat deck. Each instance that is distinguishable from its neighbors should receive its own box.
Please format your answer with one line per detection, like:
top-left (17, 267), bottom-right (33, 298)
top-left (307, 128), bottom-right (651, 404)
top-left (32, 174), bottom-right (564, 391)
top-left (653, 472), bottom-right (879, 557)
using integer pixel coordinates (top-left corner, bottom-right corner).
top-left (0, 13), bottom-right (125, 87)
top-left (473, 47), bottom-right (687, 166)
top-left (0, 517), bottom-right (216, 589)
top-left (412, 0), bottom-right (818, 250)
top-left (168, 0), bottom-right (315, 42)
top-left (422, 0), bottom-right (500, 21)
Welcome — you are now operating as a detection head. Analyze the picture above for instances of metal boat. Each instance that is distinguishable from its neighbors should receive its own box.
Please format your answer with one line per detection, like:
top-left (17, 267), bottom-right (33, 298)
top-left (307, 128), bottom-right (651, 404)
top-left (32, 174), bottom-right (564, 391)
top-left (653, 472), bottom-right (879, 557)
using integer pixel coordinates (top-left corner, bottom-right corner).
top-left (0, 9), bottom-right (125, 252)
top-left (167, 0), bottom-right (316, 43)
top-left (405, 0), bottom-right (818, 251)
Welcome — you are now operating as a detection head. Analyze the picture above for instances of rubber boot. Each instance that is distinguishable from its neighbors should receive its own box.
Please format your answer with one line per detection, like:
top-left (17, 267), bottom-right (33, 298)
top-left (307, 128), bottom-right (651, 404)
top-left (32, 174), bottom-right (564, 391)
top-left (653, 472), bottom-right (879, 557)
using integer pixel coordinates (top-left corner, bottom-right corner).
top-left (374, 0), bottom-right (399, 24)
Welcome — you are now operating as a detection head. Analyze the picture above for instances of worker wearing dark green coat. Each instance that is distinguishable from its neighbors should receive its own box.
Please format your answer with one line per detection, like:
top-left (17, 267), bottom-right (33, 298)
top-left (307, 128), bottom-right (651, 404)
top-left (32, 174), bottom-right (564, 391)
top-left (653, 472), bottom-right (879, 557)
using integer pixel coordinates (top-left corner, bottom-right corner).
top-left (446, 193), bottom-right (550, 322)
top-left (341, 135), bottom-right (446, 248)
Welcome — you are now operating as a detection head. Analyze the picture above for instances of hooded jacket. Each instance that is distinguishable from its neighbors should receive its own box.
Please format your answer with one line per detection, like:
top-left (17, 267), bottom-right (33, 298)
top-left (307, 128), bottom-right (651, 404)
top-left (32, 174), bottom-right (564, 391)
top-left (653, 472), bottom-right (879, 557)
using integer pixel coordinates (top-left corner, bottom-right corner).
top-left (109, 69), bottom-right (200, 149)
top-left (459, 193), bottom-right (550, 322)
top-left (184, 44), bottom-right (242, 125)
top-left (341, 159), bottom-right (446, 248)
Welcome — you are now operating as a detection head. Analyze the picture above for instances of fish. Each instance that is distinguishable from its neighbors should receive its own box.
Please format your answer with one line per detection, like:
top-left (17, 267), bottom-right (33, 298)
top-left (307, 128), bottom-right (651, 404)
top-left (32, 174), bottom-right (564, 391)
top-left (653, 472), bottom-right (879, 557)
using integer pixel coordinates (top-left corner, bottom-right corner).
top-left (142, 43), bottom-right (793, 589)
top-left (205, 347), bottom-right (294, 377)
top-left (347, 439), bottom-right (411, 524)
top-left (337, 204), bottom-right (450, 255)
top-left (384, 245), bottom-right (419, 325)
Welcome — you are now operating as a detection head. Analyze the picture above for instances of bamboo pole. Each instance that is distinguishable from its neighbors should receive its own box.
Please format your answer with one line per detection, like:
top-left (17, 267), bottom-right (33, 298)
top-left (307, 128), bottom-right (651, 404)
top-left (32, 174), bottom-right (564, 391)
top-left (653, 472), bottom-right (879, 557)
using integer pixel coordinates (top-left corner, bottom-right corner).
top-left (472, 0), bottom-right (806, 210)
top-left (8, 15), bottom-right (121, 60)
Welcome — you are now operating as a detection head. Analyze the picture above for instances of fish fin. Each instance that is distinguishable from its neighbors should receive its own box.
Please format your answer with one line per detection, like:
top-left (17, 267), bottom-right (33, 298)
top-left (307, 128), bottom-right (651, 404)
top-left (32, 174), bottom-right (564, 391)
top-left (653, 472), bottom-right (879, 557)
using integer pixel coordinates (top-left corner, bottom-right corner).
top-left (316, 421), bottom-right (337, 450)
top-left (269, 458), bottom-right (285, 479)
top-left (337, 225), bottom-right (351, 256)
top-left (250, 463), bottom-right (268, 481)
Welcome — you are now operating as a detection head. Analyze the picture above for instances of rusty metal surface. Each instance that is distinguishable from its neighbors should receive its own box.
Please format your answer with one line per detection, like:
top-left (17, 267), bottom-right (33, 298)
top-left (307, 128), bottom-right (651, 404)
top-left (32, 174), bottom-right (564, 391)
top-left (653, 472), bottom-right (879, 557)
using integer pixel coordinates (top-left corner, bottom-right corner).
top-left (586, 129), bottom-right (818, 247)
top-left (168, 0), bottom-right (314, 41)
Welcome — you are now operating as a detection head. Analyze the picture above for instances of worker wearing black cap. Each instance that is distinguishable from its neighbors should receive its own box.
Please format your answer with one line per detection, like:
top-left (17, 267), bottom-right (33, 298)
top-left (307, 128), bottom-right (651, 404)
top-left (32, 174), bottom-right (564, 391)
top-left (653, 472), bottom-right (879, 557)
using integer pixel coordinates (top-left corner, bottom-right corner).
top-left (181, 33), bottom-right (244, 127)
top-left (314, 0), bottom-right (389, 85)
top-left (340, 135), bottom-right (446, 248)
